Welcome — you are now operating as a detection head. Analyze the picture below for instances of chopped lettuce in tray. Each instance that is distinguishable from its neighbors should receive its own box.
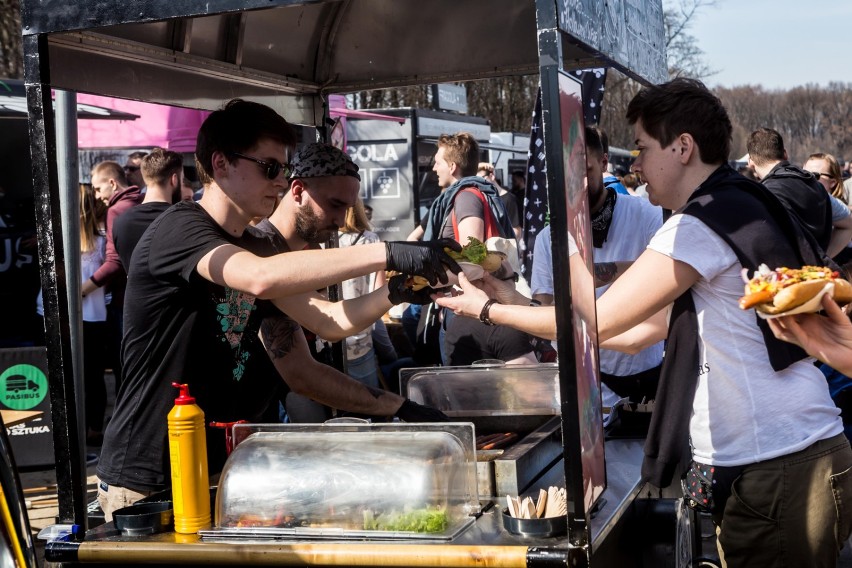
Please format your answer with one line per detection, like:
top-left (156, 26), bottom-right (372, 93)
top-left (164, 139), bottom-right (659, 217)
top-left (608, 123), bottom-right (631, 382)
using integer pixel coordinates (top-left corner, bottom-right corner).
top-left (363, 507), bottom-right (449, 533)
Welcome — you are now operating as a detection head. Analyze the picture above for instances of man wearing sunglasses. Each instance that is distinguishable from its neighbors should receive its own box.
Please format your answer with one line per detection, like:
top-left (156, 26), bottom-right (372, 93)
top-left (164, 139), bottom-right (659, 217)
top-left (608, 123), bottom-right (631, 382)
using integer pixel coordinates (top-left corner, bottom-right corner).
top-left (747, 127), bottom-right (852, 258)
top-left (96, 100), bottom-right (460, 520)
top-left (124, 151), bottom-right (148, 192)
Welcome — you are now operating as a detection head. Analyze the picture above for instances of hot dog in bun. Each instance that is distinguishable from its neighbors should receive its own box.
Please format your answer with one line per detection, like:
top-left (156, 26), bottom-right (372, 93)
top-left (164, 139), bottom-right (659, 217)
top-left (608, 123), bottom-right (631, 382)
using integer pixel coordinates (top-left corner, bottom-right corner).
top-left (738, 264), bottom-right (852, 315)
top-left (405, 237), bottom-right (505, 291)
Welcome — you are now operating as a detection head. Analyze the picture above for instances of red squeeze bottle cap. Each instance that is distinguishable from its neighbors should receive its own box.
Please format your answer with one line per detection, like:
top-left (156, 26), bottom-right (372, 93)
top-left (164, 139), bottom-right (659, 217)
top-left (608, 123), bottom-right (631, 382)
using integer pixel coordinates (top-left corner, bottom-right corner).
top-left (172, 382), bottom-right (196, 405)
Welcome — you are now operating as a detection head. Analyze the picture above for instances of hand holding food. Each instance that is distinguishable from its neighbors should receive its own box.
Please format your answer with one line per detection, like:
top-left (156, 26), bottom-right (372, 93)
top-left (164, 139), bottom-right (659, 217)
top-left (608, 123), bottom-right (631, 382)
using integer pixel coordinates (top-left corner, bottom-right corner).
top-left (738, 264), bottom-right (852, 316)
top-left (434, 271), bottom-right (492, 319)
top-left (404, 237), bottom-right (506, 291)
top-left (768, 295), bottom-right (852, 376)
top-left (387, 274), bottom-right (434, 305)
top-left (385, 238), bottom-right (462, 287)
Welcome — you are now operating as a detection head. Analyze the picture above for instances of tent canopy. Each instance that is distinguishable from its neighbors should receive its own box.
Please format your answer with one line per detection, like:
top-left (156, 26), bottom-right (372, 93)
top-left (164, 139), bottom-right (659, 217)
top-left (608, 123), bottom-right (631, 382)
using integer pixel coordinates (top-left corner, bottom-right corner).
top-left (26, 0), bottom-right (664, 125)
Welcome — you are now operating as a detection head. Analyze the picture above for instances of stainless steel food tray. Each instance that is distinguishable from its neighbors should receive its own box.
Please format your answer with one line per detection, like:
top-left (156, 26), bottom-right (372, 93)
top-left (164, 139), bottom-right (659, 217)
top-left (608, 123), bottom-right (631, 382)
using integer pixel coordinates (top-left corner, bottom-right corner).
top-left (199, 517), bottom-right (476, 542)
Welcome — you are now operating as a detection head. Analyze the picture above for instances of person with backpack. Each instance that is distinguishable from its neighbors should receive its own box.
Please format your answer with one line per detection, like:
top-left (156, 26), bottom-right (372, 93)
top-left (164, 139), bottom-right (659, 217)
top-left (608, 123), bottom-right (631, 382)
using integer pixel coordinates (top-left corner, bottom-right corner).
top-left (423, 132), bottom-right (536, 366)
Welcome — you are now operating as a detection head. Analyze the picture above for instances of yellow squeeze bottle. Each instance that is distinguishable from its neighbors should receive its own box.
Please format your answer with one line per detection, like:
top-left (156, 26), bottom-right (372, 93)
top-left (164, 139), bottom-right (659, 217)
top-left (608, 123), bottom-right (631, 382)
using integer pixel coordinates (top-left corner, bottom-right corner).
top-left (168, 382), bottom-right (211, 533)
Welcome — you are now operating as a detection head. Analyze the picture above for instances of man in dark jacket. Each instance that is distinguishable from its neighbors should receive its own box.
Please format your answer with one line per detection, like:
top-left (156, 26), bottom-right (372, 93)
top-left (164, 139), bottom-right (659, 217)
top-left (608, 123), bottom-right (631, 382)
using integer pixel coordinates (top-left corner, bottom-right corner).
top-left (747, 127), bottom-right (852, 257)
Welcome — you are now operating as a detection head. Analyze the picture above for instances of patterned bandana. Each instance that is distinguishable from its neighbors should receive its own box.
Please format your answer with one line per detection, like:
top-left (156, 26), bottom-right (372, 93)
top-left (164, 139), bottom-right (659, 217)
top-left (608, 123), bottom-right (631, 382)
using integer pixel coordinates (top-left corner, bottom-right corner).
top-left (591, 187), bottom-right (617, 248)
top-left (289, 143), bottom-right (360, 181)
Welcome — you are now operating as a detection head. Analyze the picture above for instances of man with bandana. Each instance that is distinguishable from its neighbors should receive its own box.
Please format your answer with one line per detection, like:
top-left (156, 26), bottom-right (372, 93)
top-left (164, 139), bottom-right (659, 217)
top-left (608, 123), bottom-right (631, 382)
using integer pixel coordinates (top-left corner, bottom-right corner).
top-left (255, 143), bottom-right (435, 420)
top-left (530, 126), bottom-right (664, 402)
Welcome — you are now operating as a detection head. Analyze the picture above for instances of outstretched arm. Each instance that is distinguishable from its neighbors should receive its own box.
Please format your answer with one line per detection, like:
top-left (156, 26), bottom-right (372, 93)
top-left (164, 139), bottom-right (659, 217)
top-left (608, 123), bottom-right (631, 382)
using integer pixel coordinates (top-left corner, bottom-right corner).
top-left (272, 287), bottom-right (392, 342)
top-left (199, 243), bottom-right (387, 299)
top-left (259, 313), bottom-right (404, 415)
top-left (435, 272), bottom-right (558, 340)
top-left (197, 239), bottom-right (462, 300)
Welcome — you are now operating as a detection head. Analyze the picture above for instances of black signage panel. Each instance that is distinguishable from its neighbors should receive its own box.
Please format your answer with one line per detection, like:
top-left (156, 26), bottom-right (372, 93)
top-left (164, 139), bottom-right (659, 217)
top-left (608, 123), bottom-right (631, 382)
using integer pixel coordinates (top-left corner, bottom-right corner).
top-left (431, 84), bottom-right (468, 114)
top-left (557, 0), bottom-right (666, 84)
top-left (346, 118), bottom-right (416, 239)
top-left (0, 347), bottom-right (55, 468)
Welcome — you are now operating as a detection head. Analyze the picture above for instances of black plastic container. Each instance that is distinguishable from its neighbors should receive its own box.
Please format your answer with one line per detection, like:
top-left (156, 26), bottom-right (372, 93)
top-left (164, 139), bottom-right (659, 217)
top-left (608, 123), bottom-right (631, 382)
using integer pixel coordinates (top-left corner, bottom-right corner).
top-left (112, 501), bottom-right (174, 536)
top-left (501, 509), bottom-right (567, 538)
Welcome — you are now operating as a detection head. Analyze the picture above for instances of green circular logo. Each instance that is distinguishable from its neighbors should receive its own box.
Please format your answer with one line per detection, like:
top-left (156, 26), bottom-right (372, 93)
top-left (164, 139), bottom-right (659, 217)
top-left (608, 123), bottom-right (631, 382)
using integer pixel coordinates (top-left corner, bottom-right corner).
top-left (1, 364), bottom-right (48, 410)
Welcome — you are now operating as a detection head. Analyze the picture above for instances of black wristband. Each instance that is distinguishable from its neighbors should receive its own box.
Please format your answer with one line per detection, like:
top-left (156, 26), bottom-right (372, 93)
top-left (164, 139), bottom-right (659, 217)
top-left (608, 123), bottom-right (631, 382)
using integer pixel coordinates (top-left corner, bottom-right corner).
top-left (529, 299), bottom-right (542, 307)
top-left (479, 299), bottom-right (499, 326)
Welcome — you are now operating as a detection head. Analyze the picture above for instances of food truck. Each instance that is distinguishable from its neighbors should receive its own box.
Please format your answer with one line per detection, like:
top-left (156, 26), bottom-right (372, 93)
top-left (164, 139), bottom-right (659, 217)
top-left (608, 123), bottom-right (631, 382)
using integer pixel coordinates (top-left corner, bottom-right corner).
top-left (14, 0), bottom-right (711, 566)
top-left (343, 107), bottom-right (528, 238)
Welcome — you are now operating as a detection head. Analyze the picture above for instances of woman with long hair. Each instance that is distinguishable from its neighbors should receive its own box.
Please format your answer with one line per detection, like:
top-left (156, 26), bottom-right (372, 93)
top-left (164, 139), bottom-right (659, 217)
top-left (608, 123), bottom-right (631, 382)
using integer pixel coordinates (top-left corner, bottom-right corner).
top-left (38, 184), bottom-right (109, 445)
top-left (337, 200), bottom-right (386, 389)
top-left (804, 152), bottom-right (848, 204)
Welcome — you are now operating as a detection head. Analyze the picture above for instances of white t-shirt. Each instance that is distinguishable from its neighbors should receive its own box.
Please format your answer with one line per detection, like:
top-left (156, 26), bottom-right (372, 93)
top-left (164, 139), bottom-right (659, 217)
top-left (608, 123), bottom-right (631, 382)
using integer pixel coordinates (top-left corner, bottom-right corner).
top-left (649, 214), bottom-right (842, 466)
top-left (532, 195), bottom-right (665, 376)
top-left (338, 230), bottom-right (380, 360)
top-left (36, 233), bottom-right (107, 322)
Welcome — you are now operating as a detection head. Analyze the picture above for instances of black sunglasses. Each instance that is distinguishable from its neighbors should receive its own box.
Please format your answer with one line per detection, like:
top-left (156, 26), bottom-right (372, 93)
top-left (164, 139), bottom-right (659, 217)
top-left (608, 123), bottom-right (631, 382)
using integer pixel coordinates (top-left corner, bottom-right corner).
top-left (230, 152), bottom-right (290, 180)
top-left (123, 165), bottom-right (140, 172)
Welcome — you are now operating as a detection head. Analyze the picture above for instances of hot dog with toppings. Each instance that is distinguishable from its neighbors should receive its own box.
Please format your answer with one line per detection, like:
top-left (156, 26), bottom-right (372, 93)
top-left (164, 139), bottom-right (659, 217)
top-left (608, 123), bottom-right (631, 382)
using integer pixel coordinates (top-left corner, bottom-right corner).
top-left (738, 264), bottom-right (852, 315)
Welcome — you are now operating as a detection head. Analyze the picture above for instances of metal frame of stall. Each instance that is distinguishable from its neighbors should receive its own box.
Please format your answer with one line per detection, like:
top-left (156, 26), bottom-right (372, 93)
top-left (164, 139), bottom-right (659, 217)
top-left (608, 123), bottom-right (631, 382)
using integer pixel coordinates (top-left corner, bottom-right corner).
top-left (21, 0), bottom-right (666, 565)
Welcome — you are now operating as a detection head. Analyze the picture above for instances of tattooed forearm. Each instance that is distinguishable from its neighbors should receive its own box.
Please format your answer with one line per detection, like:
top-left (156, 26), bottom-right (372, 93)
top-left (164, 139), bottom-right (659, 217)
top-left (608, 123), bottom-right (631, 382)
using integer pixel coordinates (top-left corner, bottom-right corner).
top-left (594, 262), bottom-right (618, 287)
top-left (260, 314), bottom-right (301, 360)
top-left (365, 385), bottom-right (385, 400)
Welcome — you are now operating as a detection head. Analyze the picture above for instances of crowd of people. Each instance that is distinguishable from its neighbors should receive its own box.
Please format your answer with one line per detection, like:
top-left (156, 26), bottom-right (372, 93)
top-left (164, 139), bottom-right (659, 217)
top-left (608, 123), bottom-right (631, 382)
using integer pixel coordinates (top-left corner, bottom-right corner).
top-left (34, 77), bottom-right (852, 565)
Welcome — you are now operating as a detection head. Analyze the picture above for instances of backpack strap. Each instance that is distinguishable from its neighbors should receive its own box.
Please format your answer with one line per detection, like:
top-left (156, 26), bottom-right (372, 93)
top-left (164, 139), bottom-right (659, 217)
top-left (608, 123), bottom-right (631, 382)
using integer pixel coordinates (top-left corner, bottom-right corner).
top-left (450, 188), bottom-right (499, 241)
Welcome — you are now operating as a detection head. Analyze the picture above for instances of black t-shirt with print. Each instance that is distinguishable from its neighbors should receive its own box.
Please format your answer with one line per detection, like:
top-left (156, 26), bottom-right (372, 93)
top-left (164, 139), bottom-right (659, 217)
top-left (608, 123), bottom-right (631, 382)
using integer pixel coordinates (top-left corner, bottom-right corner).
top-left (97, 201), bottom-right (282, 491)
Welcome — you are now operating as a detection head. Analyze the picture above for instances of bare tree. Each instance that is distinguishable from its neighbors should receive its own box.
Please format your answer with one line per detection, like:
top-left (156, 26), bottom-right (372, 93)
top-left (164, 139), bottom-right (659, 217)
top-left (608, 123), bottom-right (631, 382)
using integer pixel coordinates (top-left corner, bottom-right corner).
top-left (601, 0), bottom-right (717, 149)
top-left (664, 0), bottom-right (716, 79)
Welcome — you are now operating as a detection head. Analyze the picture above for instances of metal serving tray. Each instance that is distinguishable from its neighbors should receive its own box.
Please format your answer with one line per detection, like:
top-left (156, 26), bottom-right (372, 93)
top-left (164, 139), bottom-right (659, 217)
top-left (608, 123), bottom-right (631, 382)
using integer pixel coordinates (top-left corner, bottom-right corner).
top-left (401, 363), bottom-right (561, 434)
top-left (200, 423), bottom-right (479, 542)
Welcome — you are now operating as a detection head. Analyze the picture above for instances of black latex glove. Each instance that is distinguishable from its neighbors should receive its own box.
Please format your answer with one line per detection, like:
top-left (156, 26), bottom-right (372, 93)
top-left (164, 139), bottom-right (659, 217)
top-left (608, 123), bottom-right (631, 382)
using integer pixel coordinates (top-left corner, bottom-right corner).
top-left (387, 274), bottom-right (434, 305)
top-left (385, 239), bottom-right (462, 286)
top-left (394, 399), bottom-right (451, 422)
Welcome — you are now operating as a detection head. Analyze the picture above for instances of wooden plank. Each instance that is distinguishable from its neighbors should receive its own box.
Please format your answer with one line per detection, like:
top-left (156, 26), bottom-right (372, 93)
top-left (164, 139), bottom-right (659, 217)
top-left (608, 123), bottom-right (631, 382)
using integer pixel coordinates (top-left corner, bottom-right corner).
top-left (1, 410), bottom-right (44, 428)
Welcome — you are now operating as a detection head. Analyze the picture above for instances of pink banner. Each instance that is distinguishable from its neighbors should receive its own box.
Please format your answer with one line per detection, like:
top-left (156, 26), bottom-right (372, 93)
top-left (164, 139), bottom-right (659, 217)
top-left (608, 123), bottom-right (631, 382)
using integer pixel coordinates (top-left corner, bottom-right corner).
top-left (75, 94), bottom-right (209, 152)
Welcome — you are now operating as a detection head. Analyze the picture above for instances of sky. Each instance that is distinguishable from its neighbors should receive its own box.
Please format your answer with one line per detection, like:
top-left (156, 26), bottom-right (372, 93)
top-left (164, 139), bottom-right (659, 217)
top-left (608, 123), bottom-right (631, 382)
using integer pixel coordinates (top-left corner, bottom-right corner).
top-left (687, 0), bottom-right (852, 90)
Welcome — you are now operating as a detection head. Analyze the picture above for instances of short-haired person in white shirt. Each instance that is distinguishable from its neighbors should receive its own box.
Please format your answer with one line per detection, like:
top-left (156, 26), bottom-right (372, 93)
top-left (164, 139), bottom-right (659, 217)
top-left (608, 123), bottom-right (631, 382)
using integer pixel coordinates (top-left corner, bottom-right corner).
top-left (531, 126), bottom-right (664, 403)
top-left (438, 78), bottom-right (852, 567)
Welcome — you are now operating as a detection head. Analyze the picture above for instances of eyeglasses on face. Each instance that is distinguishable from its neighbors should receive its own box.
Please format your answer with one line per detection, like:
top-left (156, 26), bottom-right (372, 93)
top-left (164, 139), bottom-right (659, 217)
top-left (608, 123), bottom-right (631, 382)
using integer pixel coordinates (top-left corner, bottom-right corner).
top-left (810, 171), bottom-right (833, 180)
top-left (230, 152), bottom-right (290, 180)
top-left (123, 165), bottom-right (140, 172)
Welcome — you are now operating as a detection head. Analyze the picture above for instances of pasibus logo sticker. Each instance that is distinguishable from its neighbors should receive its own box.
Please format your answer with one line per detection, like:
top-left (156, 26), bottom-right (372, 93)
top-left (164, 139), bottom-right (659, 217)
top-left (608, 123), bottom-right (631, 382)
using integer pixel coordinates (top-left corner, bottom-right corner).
top-left (1, 364), bottom-right (48, 410)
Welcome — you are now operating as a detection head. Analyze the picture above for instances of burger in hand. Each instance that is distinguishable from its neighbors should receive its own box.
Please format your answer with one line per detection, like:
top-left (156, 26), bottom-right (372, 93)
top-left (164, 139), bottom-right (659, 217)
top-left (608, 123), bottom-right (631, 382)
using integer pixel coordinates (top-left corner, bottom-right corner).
top-left (738, 264), bottom-right (852, 317)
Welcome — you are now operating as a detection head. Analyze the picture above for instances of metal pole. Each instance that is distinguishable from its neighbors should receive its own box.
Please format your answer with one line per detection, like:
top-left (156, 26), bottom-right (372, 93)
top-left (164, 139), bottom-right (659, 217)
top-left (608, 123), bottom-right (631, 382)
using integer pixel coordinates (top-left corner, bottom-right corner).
top-left (24, 33), bottom-right (89, 531)
top-left (55, 89), bottom-right (86, 471)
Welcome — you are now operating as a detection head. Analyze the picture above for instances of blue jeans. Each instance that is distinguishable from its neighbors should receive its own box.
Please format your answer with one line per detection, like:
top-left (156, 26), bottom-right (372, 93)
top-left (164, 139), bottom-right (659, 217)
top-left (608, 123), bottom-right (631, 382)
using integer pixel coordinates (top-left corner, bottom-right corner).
top-left (346, 351), bottom-right (380, 389)
top-left (440, 308), bottom-right (454, 366)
